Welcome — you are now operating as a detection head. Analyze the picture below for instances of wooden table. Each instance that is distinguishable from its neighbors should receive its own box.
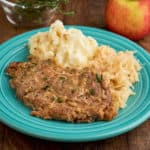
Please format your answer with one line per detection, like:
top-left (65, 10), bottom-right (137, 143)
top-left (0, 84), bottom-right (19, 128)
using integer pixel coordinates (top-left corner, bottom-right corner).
top-left (0, 1), bottom-right (150, 150)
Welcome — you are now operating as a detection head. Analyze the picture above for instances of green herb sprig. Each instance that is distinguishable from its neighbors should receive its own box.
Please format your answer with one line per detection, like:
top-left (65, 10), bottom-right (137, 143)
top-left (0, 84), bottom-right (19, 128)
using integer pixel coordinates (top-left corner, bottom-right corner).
top-left (15, 0), bottom-right (74, 15)
top-left (96, 73), bottom-right (102, 83)
top-left (11, 0), bottom-right (74, 26)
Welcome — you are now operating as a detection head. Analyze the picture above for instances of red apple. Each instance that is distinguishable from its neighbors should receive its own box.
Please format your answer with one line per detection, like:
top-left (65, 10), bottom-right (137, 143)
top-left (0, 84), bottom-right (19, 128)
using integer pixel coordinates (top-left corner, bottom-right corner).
top-left (105, 0), bottom-right (150, 40)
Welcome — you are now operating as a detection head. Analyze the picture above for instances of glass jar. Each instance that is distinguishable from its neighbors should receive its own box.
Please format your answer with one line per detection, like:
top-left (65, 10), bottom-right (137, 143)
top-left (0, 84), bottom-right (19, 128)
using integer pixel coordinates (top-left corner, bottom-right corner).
top-left (0, 0), bottom-right (63, 28)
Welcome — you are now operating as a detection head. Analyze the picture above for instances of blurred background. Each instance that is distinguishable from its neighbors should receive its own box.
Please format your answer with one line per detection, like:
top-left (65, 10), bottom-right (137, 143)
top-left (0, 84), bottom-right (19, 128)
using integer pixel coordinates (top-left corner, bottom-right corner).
top-left (0, 0), bottom-right (107, 43)
top-left (0, 0), bottom-right (149, 50)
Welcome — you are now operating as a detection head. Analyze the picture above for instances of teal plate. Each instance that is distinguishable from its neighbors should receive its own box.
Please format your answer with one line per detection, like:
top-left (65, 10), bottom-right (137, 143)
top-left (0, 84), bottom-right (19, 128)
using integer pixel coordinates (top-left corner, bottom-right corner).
top-left (0, 26), bottom-right (150, 142)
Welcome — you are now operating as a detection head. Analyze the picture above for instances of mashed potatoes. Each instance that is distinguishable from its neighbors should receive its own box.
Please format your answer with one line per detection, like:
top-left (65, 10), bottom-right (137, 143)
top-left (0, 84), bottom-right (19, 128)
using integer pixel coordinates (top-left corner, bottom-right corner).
top-left (29, 20), bottom-right (141, 108)
top-left (29, 20), bottom-right (98, 68)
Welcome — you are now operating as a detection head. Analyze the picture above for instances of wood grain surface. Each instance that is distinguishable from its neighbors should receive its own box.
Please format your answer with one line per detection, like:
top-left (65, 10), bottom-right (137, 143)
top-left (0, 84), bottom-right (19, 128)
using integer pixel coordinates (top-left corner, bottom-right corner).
top-left (0, 1), bottom-right (150, 150)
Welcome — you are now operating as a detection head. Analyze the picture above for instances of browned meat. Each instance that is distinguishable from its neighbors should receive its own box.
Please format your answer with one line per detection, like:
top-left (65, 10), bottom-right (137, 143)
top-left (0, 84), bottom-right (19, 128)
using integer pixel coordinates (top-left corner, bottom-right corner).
top-left (6, 59), bottom-right (117, 122)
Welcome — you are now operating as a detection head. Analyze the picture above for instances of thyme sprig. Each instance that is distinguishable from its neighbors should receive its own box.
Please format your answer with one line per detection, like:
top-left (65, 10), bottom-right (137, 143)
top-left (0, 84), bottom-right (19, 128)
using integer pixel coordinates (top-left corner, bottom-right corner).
top-left (14, 0), bottom-right (74, 15)
top-left (10, 0), bottom-right (74, 26)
